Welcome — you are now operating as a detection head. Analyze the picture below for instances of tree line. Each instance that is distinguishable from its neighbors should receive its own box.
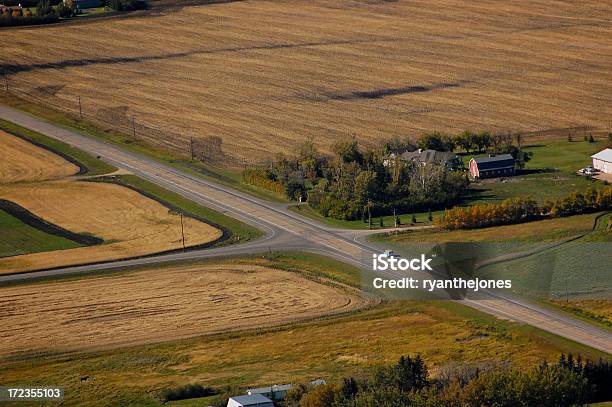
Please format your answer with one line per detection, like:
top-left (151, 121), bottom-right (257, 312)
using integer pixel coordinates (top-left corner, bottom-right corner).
top-left (242, 137), bottom-right (468, 220)
top-left (287, 354), bottom-right (612, 407)
top-left (438, 187), bottom-right (612, 229)
top-left (0, 0), bottom-right (145, 26)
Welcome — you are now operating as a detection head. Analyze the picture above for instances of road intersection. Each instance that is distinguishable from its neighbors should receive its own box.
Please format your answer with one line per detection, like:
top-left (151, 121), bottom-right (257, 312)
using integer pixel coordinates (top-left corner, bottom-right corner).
top-left (0, 104), bottom-right (610, 354)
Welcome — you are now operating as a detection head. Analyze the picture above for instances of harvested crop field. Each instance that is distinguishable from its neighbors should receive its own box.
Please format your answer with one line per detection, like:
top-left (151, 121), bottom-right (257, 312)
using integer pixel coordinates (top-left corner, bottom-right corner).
top-left (2, 0), bottom-right (612, 164)
top-left (0, 263), bottom-right (368, 357)
top-left (0, 130), bottom-right (79, 182)
top-left (0, 180), bottom-right (221, 273)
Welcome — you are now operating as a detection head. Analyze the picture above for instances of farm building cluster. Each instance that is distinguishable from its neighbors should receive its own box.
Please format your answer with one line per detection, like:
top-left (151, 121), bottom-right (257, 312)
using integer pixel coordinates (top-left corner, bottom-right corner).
top-left (227, 380), bottom-right (326, 407)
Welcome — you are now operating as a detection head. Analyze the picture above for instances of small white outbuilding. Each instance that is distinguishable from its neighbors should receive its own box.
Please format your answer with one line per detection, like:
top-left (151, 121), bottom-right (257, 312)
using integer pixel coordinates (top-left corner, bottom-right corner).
top-left (592, 148), bottom-right (612, 174)
top-left (227, 394), bottom-right (274, 407)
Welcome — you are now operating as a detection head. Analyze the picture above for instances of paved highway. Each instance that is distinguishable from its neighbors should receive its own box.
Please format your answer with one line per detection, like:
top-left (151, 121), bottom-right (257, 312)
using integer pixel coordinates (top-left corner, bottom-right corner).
top-left (0, 104), bottom-right (610, 354)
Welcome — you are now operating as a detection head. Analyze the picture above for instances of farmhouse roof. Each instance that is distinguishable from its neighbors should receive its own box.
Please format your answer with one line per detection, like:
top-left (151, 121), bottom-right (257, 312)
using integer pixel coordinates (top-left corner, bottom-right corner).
top-left (472, 154), bottom-right (515, 170)
top-left (400, 149), bottom-right (458, 165)
top-left (247, 384), bottom-right (293, 395)
top-left (591, 148), bottom-right (612, 162)
top-left (229, 394), bottom-right (274, 406)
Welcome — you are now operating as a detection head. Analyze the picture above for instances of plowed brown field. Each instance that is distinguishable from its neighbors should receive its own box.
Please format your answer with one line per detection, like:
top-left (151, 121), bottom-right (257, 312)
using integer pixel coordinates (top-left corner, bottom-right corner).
top-left (0, 180), bottom-right (222, 273)
top-left (2, 0), bottom-right (612, 164)
top-left (0, 263), bottom-right (368, 357)
top-left (0, 131), bottom-right (79, 182)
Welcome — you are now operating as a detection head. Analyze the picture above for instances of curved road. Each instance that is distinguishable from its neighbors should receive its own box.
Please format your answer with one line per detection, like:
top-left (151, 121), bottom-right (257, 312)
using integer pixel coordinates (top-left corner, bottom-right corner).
top-left (0, 104), bottom-right (610, 354)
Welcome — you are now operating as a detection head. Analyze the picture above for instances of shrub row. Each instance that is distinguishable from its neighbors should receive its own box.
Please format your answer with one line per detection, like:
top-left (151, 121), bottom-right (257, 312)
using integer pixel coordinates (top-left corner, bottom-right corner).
top-left (0, 13), bottom-right (58, 25)
top-left (438, 187), bottom-right (612, 229)
top-left (242, 168), bottom-right (286, 196)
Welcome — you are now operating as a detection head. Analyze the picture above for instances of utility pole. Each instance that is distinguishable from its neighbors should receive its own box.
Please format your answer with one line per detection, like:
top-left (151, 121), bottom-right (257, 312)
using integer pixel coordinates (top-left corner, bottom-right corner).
top-left (180, 213), bottom-right (186, 251)
top-left (190, 136), bottom-right (194, 160)
top-left (78, 96), bottom-right (82, 119)
top-left (367, 201), bottom-right (372, 230)
top-left (393, 208), bottom-right (397, 228)
top-left (4, 74), bottom-right (8, 92)
top-left (132, 116), bottom-right (136, 140)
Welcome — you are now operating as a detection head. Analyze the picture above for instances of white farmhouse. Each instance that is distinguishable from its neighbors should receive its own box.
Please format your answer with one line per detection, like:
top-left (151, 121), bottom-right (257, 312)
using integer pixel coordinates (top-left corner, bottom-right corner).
top-left (592, 148), bottom-right (612, 174)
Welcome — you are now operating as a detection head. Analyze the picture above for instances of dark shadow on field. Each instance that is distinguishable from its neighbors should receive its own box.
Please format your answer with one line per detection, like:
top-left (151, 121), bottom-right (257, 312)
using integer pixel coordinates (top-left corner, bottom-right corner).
top-left (0, 36), bottom-right (408, 75)
top-left (329, 81), bottom-right (468, 100)
top-left (0, 199), bottom-right (103, 247)
top-left (300, 81), bottom-right (471, 102)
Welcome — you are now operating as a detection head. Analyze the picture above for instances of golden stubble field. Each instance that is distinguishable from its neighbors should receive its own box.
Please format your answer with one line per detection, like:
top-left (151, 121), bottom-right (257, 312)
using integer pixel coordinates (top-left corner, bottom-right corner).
top-left (0, 133), bottom-right (221, 273)
top-left (0, 263), bottom-right (369, 357)
top-left (2, 0), bottom-right (612, 165)
top-left (0, 130), bottom-right (79, 182)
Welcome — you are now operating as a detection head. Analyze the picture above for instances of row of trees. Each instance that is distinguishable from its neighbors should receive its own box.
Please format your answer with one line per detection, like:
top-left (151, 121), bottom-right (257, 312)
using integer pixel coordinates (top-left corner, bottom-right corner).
top-left (243, 138), bottom-right (468, 220)
top-left (439, 187), bottom-right (612, 229)
top-left (0, 0), bottom-right (145, 26)
top-left (0, 0), bottom-right (60, 25)
top-left (289, 354), bottom-right (612, 407)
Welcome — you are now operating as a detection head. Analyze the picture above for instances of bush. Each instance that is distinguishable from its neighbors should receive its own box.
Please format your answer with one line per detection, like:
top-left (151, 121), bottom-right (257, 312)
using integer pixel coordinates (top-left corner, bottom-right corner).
top-left (57, 0), bottom-right (74, 17)
top-left (242, 168), bottom-right (285, 196)
top-left (36, 0), bottom-right (53, 15)
top-left (0, 12), bottom-right (58, 25)
top-left (160, 384), bottom-right (216, 402)
top-left (106, 0), bottom-right (146, 11)
top-left (291, 354), bottom-right (606, 407)
top-left (106, 0), bottom-right (122, 10)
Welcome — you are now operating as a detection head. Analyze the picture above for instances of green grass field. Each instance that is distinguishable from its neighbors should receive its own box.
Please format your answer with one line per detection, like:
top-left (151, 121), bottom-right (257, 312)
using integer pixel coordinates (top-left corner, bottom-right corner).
top-left (466, 138), bottom-right (607, 205)
top-left (0, 253), bottom-right (605, 407)
top-left (0, 208), bottom-right (82, 258)
top-left (473, 214), bottom-right (610, 299)
top-left (375, 212), bottom-right (611, 329)
top-left (374, 212), bottom-right (604, 244)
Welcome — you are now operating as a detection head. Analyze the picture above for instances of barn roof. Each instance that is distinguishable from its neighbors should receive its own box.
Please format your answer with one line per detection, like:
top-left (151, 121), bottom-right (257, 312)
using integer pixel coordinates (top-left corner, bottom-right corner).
top-left (592, 148), bottom-right (612, 162)
top-left (248, 384), bottom-right (292, 394)
top-left (472, 154), bottom-right (515, 170)
top-left (229, 394), bottom-right (274, 406)
top-left (400, 149), bottom-right (458, 165)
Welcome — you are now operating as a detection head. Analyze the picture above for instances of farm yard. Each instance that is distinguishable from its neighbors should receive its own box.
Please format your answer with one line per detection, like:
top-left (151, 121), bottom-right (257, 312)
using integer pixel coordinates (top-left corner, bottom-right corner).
top-left (0, 131), bottom-right (222, 273)
top-left (465, 137), bottom-right (609, 205)
top-left (2, 0), bottom-right (612, 165)
top-left (0, 261), bottom-right (369, 358)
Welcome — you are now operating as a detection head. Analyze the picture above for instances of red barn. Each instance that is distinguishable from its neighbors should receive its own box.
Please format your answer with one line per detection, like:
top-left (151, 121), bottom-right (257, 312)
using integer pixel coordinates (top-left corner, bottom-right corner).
top-left (468, 154), bottom-right (515, 179)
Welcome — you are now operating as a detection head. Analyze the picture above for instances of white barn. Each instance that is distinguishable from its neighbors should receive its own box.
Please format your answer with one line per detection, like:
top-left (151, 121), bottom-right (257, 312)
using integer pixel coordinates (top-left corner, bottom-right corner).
top-left (592, 148), bottom-right (612, 174)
